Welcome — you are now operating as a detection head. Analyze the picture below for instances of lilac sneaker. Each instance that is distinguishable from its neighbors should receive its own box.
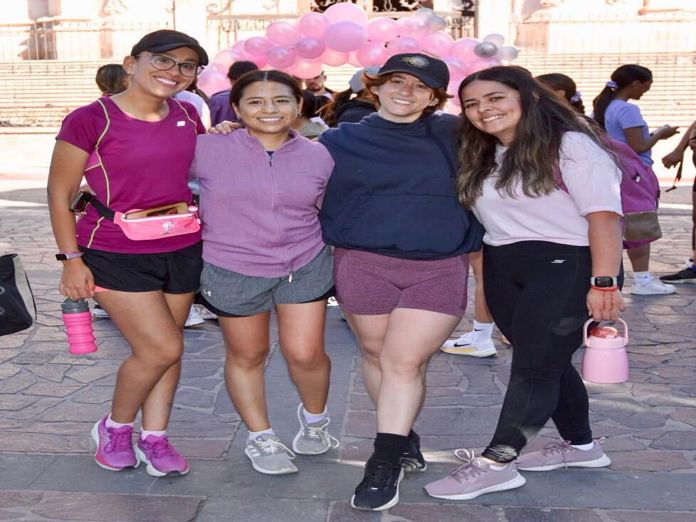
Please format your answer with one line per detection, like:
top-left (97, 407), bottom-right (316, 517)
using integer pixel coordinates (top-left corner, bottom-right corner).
top-left (424, 449), bottom-right (525, 500)
top-left (91, 415), bottom-right (138, 471)
top-left (515, 440), bottom-right (611, 471)
top-left (135, 435), bottom-right (190, 477)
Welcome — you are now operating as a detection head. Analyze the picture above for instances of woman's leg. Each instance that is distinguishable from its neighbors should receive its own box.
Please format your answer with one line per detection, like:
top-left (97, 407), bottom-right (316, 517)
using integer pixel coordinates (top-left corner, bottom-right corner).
top-left (344, 312), bottom-right (390, 404)
top-left (626, 243), bottom-right (650, 272)
top-left (218, 313), bottom-right (272, 432)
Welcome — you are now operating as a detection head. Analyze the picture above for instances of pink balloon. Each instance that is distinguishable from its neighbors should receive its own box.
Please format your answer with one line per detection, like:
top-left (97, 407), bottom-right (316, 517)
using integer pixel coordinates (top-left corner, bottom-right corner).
top-left (367, 18), bottom-right (399, 43)
top-left (292, 59), bottom-right (325, 80)
top-left (248, 53), bottom-right (268, 69)
top-left (356, 42), bottom-right (389, 67)
top-left (347, 51), bottom-right (361, 67)
top-left (320, 48), bottom-right (348, 67)
top-left (213, 49), bottom-right (240, 70)
top-left (266, 21), bottom-right (301, 47)
top-left (206, 62), bottom-right (228, 74)
top-left (245, 36), bottom-right (272, 56)
top-left (420, 32), bottom-right (453, 58)
top-left (298, 12), bottom-right (329, 38)
top-left (266, 46), bottom-right (297, 69)
top-left (197, 70), bottom-right (230, 97)
top-left (296, 37), bottom-right (325, 60)
top-left (387, 36), bottom-right (420, 54)
top-left (324, 21), bottom-right (368, 53)
top-left (468, 58), bottom-right (501, 74)
top-left (451, 38), bottom-right (479, 62)
top-left (324, 2), bottom-right (368, 26)
top-left (443, 57), bottom-right (467, 78)
top-left (396, 16), bottom-right (429, 40)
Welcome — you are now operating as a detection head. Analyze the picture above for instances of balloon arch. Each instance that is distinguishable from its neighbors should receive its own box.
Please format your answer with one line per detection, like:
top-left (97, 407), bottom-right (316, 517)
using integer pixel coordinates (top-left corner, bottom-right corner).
top-left (197, 3), bottom-right (520, 106)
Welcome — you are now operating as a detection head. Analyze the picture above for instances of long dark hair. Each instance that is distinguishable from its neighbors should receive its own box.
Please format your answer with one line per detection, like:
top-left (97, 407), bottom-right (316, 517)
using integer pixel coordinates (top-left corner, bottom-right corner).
top-left (320, 88), bottom-right (353, 127)
top-left (592, 64), bottom-right (652, 129)
top-left (456, 66), bottom-right (606, 208)
top-left (536, 73), bottom-right (585, 114)
top-left (230, 70), bottom-right (302, 106)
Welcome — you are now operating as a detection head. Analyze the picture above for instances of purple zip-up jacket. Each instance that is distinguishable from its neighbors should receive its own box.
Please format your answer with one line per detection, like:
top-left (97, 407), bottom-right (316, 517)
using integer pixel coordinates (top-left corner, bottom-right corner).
top-left (190, 128), bottom-right (334, 277)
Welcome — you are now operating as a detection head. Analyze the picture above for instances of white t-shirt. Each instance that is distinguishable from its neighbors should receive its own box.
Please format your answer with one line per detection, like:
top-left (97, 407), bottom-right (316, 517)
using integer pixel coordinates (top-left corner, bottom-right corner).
top-left (471, 132), bottom-right (622, 247)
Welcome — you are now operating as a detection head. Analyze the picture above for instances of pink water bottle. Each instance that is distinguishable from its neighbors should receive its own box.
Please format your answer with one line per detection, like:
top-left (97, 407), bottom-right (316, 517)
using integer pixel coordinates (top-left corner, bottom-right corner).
top-left (61, 298), bottom-right (97, 355)
top-left (581, 318), bottom-right (629, 384)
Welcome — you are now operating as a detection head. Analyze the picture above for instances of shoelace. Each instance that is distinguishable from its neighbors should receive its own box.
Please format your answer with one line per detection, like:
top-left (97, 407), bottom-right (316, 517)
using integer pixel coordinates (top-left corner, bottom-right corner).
top-left (304, 423), bottom-right (340, 449)
top-left (364, 460), bottom-right (400, 489)
top-left (256, 437), bottom-right (296, 460)
top-left (144, 437), bottom-right (178, 458)
top-left (104, 426), bottom-right (133, 454)
top-left (539, 437), bottom-right (604, 468)
top-left (449, 448), bottom-right (488, 483)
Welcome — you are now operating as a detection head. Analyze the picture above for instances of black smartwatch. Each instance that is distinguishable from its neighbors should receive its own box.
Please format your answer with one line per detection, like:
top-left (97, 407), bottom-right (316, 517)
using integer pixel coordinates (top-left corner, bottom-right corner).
top-left (590, 276), bottom-right (618, 288)
top-left (55, 251), bottom-right (84, 261)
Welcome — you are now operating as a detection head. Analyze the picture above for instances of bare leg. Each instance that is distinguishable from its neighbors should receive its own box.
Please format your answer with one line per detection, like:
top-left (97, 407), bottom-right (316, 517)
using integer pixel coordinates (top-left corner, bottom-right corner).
top-left (626, 243), bottom-right (650, 272)
top-left (218, 313), bottom-right (272, 432)
top-left (276, 300), bottom-right (331, 413)
top-left (470, 250), bottom-right (493, 323)
top-left (344, 312), bottom-right (390, 405)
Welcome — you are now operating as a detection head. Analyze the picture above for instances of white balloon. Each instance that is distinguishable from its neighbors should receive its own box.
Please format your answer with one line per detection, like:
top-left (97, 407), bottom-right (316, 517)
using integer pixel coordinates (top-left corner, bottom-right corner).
top-left (497, 45), bottom-right (520, 61)
top-left (414, 8), bottom-right (436, 17)
top-left (474, 41), bottom-right (498, 58)
top-left (483, 33), bottom-right (505, 47)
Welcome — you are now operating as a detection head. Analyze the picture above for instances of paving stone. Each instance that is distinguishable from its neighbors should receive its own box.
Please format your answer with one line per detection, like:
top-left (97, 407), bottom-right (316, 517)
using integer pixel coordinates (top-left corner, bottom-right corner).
top-left (649, 431), bottom-right (696, 450)
top-left (607, 511), bottom-right (696, 521)
top-left (609, 449), bottom-right (692, 471)
top-left (197, 497), bottom-right (328, 522)
top-left (503, 507), bottom-right (603, 521)
top-left (326, 501), bottom-right (381, 522)
top-left (0, 372), bottom-right (37, 394)
top-left (0, 394), bottom-right (40, 412)
top-left (5, 397), bottom-right (64, 420)
top-left (670, 407), bottom-right (696, 428)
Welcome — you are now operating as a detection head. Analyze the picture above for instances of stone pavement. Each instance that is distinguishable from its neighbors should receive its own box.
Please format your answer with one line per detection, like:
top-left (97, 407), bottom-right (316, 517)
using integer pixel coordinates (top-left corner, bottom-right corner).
top-left (0, 177), bottom-right (695, 522)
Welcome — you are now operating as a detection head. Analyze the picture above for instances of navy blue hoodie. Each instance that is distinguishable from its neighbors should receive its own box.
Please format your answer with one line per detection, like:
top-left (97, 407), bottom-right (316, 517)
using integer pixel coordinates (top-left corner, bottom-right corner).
top-left (319, 112), bottom-right (483, 260)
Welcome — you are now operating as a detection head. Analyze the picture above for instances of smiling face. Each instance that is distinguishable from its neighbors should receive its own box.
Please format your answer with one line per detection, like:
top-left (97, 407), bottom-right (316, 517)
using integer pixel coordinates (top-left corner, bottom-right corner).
top-left (460, 80), bottom-right (522, 146)
top-left (124, 47), bottom-right (198, 98)
top-left (233, 80), bottom-right (300, 142)
top-left (371, 72), bottom-right (437, 123)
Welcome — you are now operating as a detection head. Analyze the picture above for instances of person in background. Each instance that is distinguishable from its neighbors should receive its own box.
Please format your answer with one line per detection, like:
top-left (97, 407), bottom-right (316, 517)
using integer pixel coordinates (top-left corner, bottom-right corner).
top-left (293, 90), bottom-right (329, 139)
top-left (592, 64), bottom-right (679, 295)
top-left (207, 60), bottom-right (258, 126)
top-left (95, 63), bottom-right (129, 96)
top-left (425, 65), bottom-right (623, 501)
top-left (304, 70), bottom-right (334, 102)
top-left (321, 67), bottom-right (378, 127)
top-left (47, 29), bottom-right (208, 478)
top-left (536, 73), bottom-right (585, 114)
top-left (176, 78), bottom-right (211, 129)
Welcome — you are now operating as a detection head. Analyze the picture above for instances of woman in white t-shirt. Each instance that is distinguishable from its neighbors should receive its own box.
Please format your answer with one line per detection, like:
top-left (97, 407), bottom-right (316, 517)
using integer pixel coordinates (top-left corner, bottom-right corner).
top-left (425, 66), bottom-right (625, 501)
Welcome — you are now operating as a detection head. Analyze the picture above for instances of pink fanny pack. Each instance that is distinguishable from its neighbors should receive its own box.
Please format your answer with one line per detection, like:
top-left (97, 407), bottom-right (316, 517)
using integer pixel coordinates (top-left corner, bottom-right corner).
top-left (83, 194), bottom-right (201, 241)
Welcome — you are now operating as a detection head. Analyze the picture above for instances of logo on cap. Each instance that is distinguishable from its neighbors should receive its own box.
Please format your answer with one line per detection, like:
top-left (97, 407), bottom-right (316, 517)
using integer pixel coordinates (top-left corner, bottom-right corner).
top-left (402, 55), bottom-right (429, 68)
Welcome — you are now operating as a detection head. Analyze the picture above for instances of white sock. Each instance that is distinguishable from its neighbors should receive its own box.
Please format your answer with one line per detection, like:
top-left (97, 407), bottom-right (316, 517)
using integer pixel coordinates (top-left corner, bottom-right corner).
top-left (141, 429), bottom-right (166, 440)
top-left (688, 258), bottom-right (694, 268)
top-left (105, 413), bottom-right (133, 429)
top-left (570, 442), bottom-right (594, 451)
top-left (471, 321), bottom-right (494, 342)
top-left (633, 271), bottom-right (652, 285)
top-left (302, 406), bottom-right (328, 425)
top-left (247, 428), bottom-right (275, 444)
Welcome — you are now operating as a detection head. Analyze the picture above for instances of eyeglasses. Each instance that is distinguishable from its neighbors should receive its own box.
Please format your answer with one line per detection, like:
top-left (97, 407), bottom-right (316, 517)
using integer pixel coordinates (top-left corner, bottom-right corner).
top-left (141, 53), bottom-right (202, 78)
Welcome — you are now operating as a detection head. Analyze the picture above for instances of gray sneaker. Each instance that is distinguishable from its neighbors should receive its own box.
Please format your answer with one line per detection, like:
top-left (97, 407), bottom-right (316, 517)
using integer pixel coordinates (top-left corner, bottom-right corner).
top-left (244, 434), bottom-right (298, 475)
top-left (424, 449), bottom-right (525, 500)
top-left (515, 440), bottom-right (610, 471)
top-left (292, 404), bottom-right (339, 455)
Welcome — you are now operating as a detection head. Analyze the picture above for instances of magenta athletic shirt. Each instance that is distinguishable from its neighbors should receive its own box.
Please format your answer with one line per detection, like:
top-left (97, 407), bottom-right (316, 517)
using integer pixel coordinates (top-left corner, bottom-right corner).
top-left (56, 96), bottom-right (205, 254)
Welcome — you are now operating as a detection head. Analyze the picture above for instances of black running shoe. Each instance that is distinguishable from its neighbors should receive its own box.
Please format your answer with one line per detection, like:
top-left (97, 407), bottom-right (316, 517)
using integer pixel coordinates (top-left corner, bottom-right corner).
top-left (350, 458), bottom-right (404, 511)
top-left (401, 431), bottom-right (427, 472)
top-left (660, 267), bottom-right (696, 284)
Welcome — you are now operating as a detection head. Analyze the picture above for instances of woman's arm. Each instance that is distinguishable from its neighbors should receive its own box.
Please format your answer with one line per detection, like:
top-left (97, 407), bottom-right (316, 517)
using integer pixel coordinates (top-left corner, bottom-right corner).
top-left (662, 120), bottom-right (696, 168)
top-left (586, 211), bottom-right (625, 321)
top-left (47, 140), bottom-right (94, 300)
top-left (624, 124), bottom-right (679, 153)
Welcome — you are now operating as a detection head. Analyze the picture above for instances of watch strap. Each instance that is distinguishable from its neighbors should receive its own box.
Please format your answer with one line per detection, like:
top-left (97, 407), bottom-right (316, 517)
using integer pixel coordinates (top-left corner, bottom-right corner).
top-left (56, 251), bottom-right (84, 261)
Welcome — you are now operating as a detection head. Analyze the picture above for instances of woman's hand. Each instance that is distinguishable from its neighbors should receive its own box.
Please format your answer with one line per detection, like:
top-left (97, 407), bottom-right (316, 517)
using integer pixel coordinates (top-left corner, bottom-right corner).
top-left (586, 287), bottom-right (625, 322)
top-left (661, 149), bottom-right (684, 168)
top-left (59, 258), bottom-right (95, 300)
top-left (207, 120), bottom-right (242, 135)
top-left (653, 124), bottom-right (679, 140)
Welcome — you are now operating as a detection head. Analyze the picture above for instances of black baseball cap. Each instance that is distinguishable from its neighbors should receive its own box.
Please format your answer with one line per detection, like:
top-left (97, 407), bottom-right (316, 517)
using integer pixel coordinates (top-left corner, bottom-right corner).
top-left (376, 53), bottom-right (449, 89)
top-left (131, 30), bottom-right (209, 66)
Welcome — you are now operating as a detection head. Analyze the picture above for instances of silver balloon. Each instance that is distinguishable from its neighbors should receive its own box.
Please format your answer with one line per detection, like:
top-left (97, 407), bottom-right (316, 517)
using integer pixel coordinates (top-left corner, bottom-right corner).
top-left (497, 45), bottom-right (520, 61)
top-left (474, 41), bottom-right (498, 58)
top-left (427, 15), bottom-right (447, 32)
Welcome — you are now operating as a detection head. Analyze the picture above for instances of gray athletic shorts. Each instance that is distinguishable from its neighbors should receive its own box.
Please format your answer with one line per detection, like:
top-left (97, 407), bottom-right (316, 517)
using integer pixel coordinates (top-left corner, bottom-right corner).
top-left (199, 246), bottom-right (334, 317)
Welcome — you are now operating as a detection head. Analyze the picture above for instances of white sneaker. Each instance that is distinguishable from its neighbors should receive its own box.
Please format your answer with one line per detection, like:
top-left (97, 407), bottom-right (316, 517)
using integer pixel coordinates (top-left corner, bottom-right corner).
top-left (91, 304), bottom-right (110, 319)
top-left (630, 278), bottom-right (676, 295)
top-left (184, 306), bottom-right (205, 327)
top-left (195, 304), bottom-right (218, 320)
top-left (441, 331), bottom-right (497, 357)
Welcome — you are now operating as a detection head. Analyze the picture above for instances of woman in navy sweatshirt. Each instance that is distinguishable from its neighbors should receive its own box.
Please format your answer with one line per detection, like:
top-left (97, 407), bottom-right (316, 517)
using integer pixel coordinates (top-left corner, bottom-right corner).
top-left (318, 53), bottom-right (483, 511)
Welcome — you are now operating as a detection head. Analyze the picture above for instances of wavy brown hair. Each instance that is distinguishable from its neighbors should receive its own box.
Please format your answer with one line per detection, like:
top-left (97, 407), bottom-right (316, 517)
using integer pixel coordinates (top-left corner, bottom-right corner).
top-left (363, 72), bottom-right (451, 115)
top-left (456, 66), bottom-right (607, 208)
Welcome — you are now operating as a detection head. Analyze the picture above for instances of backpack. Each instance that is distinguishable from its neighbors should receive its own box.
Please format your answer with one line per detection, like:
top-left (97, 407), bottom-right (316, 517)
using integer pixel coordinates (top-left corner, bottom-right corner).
top-left (556, 136), bottom-right (661, 242)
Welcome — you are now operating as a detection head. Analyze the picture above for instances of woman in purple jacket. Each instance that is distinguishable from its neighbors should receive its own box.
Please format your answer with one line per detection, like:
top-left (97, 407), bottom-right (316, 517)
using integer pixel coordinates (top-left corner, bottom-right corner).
top-left (189, 70), bottom-right (337, 476)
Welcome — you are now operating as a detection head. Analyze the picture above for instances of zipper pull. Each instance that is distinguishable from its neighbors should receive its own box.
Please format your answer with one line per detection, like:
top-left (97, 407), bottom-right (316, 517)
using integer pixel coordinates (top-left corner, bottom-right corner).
top-left (288, 272), bottom-right (293, 283)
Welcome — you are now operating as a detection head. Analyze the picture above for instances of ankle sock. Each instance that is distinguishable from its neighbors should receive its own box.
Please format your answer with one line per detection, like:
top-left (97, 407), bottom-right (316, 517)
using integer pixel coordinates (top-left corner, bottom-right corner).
top-left (247, 428), bottom-right (275, 444)
top-left (570, 442), bottom-right (594, 451)
top-left (105, 414), bottom-right (133, 429)
top-left (373, 432), bottom-right (409, 464)
top-left (634, 271), bottom-right (652, 285)
top-left (302, 406), bottom-right (328, 425)
top-left (472, 321), bottom-right (494, 342)
top-left (141, 429), bottom-right (166, 441)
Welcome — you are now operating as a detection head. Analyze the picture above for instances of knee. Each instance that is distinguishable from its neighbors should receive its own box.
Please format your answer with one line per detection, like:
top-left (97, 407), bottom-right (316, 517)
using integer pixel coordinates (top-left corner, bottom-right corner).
top-left (360, 340), bottom-right (382, 363)
top-left (286, 349), bottom-right (329, 372)
top-left (380, 356), bottom-right (427, 380)
top-left (226, 346), bottom-right (269, 369)
top-left (140, 338), bottom-right (184, 369)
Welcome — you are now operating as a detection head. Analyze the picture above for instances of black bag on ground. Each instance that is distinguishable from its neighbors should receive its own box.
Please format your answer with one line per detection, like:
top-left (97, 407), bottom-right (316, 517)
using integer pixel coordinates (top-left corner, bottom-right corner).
top-left (0, 253), bottom-right (36, 336)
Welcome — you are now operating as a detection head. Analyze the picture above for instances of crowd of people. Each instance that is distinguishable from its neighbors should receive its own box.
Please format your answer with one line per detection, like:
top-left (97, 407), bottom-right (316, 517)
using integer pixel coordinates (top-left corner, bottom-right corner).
top-left (47, 27), bottom-right (693, 512)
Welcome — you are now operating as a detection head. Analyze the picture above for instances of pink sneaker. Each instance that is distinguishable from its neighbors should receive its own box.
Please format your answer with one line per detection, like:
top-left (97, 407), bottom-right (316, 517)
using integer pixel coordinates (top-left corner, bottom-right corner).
top-left (135, 435), bottom-right (190, 477)
top-left (91, 416), bottom-right (138, 471)
top-left (515, 440), bottom-right (611, 471)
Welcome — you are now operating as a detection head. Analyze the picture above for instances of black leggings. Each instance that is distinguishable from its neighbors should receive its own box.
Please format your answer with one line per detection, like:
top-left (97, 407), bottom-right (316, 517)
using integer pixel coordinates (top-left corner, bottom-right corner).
top-left (481, 241), bottom-right (594, 463)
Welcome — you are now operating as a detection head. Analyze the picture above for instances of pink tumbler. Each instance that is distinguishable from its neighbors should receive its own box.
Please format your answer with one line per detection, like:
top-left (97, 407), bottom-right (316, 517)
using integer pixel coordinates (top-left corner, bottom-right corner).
top-left (581, 318), bottom-right (629, 384)
top-left (61, 298), bottom-right (97, 355)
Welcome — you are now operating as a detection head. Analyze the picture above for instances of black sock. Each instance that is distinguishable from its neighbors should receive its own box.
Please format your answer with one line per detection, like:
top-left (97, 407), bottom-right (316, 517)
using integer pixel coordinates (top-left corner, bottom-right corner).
top-left (372, 432), bottom-right (409, 464)
top-left (408, 429), bottom-right (418, 443)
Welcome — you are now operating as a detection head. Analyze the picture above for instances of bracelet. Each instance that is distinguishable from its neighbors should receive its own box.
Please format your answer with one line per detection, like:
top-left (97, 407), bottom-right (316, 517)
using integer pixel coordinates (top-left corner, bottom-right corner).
top-left (591, 285), bottom-right (619, 292)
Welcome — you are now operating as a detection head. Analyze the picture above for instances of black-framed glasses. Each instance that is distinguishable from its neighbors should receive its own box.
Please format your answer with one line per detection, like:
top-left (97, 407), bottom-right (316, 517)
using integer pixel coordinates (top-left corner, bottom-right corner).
top-left (141, 53), bottom-right (202, 78)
